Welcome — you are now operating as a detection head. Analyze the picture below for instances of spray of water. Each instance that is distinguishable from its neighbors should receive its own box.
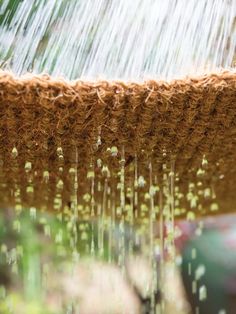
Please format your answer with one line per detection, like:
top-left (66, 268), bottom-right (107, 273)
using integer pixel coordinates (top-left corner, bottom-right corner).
top-left (0, 0), bottom-right (235, 80)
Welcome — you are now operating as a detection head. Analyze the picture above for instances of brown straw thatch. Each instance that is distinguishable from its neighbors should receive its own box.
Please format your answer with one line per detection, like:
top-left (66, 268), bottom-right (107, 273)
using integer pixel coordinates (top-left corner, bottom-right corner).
top-left (0, 70), bottom-right (236, 217)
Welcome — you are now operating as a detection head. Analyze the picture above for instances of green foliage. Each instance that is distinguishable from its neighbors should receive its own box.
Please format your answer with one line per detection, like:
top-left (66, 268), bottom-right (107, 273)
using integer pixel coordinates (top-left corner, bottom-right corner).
top-left (0, 0), bottom-right (22, 27)
top-left (0, 293), bottom-right (55, 314)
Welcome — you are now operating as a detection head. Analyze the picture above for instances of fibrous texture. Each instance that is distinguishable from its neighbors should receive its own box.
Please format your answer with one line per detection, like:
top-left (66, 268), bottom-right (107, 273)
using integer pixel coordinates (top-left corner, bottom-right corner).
top-left (0, 70), bottom-right (236, 217)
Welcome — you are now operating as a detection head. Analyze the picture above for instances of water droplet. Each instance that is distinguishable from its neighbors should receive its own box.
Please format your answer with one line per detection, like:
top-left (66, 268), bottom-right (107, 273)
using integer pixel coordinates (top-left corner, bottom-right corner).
top-left (57, 147), bottom-right (63, 155)
top-left (25, 161), bottom-right (32, 172)
top-left (195, 264), bottom-right (205, 280)
top-left (87, 170), bottom-right (95, 179)
top-left (197, 168), bottom-right (205, 177)
top-left (97, 159), bottom-right (102, 168)
top-left (26, 186), bottom-right (34, 194)
top-left (43, 170), bottom-right (49, 182)
top-left (44, 225), bottom-right (51, 237)
top-left (187, 211), bottom-right (195, 221)
top-left (56, 179), bottom-right (64, 190)
top-left (111, 146), bottom-right (118, 157)
top-left (30, 207), bottom-right (37, 219)
top-left (102, 165), bottom-right (110, 177)
top-left (202, 155), bottom-right (208, 168)
top-left (210, 202), bottom-right (219, 211)
top-left (11, 147), bottom-right (18, 158)
top-left (97, 136), bottom-right (102, 147)
top-left (13, 219), bottom-right (21, 233)
top-left (199, 285), bottom-right (207, 301)
top-left (204, 188), bottom-right (211, 199)
top-left (138, 176), bottom-right (146, 187)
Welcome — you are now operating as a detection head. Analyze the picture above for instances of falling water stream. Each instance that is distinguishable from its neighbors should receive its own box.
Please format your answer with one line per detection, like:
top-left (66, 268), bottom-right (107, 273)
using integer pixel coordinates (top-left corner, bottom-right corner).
top-left (0, 0), bottom-right (236, 313)
top-left (0, 0), bottom-right (235, 80)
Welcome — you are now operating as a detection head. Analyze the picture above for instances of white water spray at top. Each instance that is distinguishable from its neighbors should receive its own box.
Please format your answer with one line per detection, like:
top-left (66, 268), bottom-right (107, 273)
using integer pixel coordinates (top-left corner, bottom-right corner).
top-left (0, 0), bottom-right (235, 80)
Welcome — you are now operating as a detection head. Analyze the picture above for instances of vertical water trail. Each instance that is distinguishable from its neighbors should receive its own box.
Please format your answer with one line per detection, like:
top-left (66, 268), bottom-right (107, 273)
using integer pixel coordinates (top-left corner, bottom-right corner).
top-left (148, 161), bottom-right (156, 313)
top-left (89, 164), bottom-right (96, 257)
top-left (71, 146), bottom-right (79, 261)
top-left (159, 184), bottom-right (165, 314)
top-left (169, 160), bottom-right (175, 260)
top-left (118, 146), bottom-right (126, 273)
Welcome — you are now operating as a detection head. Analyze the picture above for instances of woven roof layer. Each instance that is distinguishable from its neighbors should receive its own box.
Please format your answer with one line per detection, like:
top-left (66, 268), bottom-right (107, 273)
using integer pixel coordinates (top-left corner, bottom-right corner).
top-left (0, 70), bottom-right (236, 217)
